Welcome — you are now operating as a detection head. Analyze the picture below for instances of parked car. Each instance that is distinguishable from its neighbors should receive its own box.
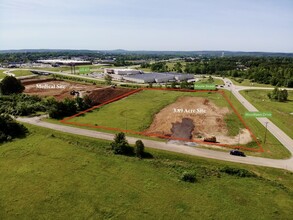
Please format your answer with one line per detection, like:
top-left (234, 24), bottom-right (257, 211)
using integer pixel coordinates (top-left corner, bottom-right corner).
top-left (230, 150), bottom-right (246, 157)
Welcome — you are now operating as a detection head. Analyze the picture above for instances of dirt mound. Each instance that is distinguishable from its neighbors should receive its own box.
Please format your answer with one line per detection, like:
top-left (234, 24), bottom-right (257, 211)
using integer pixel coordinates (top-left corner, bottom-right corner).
top-left (24, 79), bottom-right (100, 101)
top-left (23, 78), bottom-right (134, 106)
top-left (88, 87), bottom-right (133, 105)
top-left (145, 96), bottom-right (252, 145)
top-left (21, 78), bottom-right (55, 86)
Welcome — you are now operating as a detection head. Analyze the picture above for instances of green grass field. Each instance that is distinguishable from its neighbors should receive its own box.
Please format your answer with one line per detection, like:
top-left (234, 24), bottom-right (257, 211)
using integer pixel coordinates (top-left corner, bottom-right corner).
top-left (68, 90), bottom-right (243, 135)
top-left (240, 90), bottom-right (293, 139)
top-left (230, 78), bottom-right (273, 87)
top-left (198, 76), bottom-right (224, 85)
top-left (0, 69), bottom-right (7, 79)
top-left (0, 69), bottom-right (34, 78)
top-left (11, 70), bottom-right (35, 77)
top-left (0, 124), bottom-right (292, 219)
top-left (29, 64), bottom-right (109, 74)
top-left (65, 89), bottom-right (290, 158)
top-left (224, 90), bottom-right (291, 159)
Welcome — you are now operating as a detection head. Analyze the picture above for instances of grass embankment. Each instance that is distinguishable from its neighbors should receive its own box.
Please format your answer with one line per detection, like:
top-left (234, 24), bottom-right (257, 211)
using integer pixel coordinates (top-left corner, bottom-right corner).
top-left (0, 69), bottom-right (34, 78)
top-left (0, 69), bottom-right (7, 79)
top-left (0, 124), bottom-right (292, 219)
top-left (198, 77), bottom-right (224, 85)
top-left (68, 90), bottom-right (242, 135)
top-left (240, 90), bottom-right (293, 139)
top-left (230, 78), bottom-right (273, 87)
top-left (224, 90), bottom-right (291, 159)
top-left (11, 70), bottom-right (34, 77)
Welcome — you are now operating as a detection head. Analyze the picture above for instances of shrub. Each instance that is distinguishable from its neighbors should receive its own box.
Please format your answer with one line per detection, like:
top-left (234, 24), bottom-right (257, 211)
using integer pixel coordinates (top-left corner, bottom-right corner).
top-left (0, 114), bottom-right (28, 143)
top-left (135, 140), bottom-right (145, 158)
top-left (47, 98), bottom-right (77, 119)
top-left (181, 171), bottom-right (197, 183)
top-left (111, 132), bottom-right (133, 155)
top-left (0, 94), bottom-right (46, 116)
top-left (220, 166), bottom-right (256, 178)
top-left (0, 76), bottom-right (25, 95)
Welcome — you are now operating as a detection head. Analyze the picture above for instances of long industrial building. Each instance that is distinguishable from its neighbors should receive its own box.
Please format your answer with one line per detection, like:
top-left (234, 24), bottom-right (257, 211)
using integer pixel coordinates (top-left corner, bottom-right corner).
top-left (104, 68), bottom-right (141, 75)
top-left (104, 68), bottom-right (194, 83)
top-left (37, 59), bottom-right (91, 65)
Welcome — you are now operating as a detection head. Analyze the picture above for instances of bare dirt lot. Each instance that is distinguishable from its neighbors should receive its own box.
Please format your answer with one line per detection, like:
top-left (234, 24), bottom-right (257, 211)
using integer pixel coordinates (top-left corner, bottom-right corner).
top-left (23, 78), bottom-right (133, 105)
top-left (145, 96), bottom-right (252, 145)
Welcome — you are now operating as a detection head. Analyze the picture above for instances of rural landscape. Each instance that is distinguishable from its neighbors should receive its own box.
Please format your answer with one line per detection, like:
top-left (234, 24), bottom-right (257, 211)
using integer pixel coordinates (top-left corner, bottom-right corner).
top-left (0, 0), bottom-right (293, 219)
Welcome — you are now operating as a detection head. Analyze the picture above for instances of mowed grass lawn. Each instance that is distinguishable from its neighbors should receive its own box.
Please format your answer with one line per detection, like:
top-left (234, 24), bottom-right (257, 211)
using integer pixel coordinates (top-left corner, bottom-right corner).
top-left (0, 124), bottom-right (293, 219)
top-left (0, 69), bottom-right (8, 79)
top-left (30, 65), bottom-right (109, 74)
top-left (11, 70), bottom-right (34, 77)
top-left (0, 69), bottom-right (34, 78)
top-left (230, 78), bottom-right (273, 87)
top-left (240, 90), bottom-right (293, 139)
top-left (224, 90), bottom-right (291, 159)
top-left (198, 77), bottom-right (224, 85)
top-left (68, 90), bottom-right (241, 134)
top-left (0, 70), bottom-right (7, 79)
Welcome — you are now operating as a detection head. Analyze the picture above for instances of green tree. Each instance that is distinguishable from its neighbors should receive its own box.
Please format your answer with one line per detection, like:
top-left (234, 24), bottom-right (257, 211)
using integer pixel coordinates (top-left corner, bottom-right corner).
top-left (111, 132), bottom-right (131, 155)
top-left (268, 87), bottom-right (288, 102)
top-left (171, 81), bottom-right (177, 89)
top-left (75, 95), bottom-right (92, 111)
top-left (0, 76), bottom-right (25, 95)
top-left (207, 76), bottom-right (214, 83)
top-left (104, 75), bottom-right (112, 85)
top-left (174, 62), bottom-right (183, 73)
top-left (135, 140), bottom-right (145, 158)
top-left (48, 98), bottom-right (77, 119)
top-left (0, 114), bottom-right (28, 143)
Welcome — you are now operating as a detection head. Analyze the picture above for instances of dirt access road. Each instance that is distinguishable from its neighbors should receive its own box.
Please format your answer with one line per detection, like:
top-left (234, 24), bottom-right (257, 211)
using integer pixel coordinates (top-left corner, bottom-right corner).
top-left (17, 116), bottom-right (293, 172)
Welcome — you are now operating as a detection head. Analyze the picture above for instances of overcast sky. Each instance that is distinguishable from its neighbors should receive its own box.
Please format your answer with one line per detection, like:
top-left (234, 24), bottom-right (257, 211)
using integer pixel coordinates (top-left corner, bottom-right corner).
top-left (0, 0), bottom-right (292, 52)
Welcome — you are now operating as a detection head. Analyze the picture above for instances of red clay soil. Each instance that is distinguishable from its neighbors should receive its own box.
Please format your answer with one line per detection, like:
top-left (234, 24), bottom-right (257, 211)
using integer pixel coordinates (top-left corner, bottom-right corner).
top-left (88, 87), bottom-right (133, 105)
top-left (23, 78), bottom-right (133, 105)
top-left (21, 78), bottom-right (57, 86)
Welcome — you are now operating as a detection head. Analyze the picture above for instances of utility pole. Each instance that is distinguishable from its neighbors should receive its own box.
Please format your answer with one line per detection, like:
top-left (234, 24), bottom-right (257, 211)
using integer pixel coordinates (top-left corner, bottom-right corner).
top-left (125, 111), bottom-right (127, 131)
top-left (264, 122), bottom-right (269, 144)
top-left (238, 126), bottom-right (241, 147)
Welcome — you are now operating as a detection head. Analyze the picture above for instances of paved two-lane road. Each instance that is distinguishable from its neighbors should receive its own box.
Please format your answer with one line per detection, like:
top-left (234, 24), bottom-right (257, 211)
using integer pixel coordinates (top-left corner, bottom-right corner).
top-left (222, 78), bottom-right (293, 156)
top-left (17, 116), bottom-right (293, 171)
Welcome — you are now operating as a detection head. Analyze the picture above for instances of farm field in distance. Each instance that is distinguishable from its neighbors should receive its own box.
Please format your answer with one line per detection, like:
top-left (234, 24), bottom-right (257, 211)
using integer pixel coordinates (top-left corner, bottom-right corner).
top-left (0, 124), bottom-right (292, 219)
top-left (240, 90), bottom-right (293, 139)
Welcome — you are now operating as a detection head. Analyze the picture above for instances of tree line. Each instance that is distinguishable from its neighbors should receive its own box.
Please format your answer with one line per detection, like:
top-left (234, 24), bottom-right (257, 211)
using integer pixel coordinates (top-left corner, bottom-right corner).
top-left (141, 57), bottom-right (293, 87)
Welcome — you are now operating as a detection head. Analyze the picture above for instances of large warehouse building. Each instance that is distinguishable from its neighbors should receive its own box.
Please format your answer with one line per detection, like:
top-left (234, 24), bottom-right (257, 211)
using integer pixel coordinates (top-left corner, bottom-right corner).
top-left (123, 72), bottom-right (194, 83)
top-left (104, 68), bottom-right (194, 84)
top-left (37, 59), bottom-right (91, 65)
top-left (104, 68), bottom-right (141, 75)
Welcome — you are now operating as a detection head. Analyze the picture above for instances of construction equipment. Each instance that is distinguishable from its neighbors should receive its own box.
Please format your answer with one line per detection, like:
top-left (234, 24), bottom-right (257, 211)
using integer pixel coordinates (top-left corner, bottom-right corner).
top-left (204, 136), bottom-right (217, 143)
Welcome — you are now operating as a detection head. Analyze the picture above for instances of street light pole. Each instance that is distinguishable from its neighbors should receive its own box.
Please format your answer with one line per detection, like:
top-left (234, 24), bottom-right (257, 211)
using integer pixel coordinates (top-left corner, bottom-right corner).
top-left (264, 122), bottom-right (269, 144)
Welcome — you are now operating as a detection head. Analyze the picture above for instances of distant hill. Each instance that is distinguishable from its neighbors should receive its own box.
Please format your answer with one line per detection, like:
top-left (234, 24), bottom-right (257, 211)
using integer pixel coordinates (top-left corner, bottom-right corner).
top-left (0, 49), bottom-right (293, 57)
